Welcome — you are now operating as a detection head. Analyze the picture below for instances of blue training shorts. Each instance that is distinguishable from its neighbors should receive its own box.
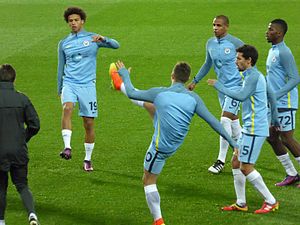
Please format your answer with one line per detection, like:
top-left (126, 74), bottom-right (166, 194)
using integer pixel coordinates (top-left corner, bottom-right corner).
top-left (238, 133), bottom-right (266, 164)
top-left (218, 86), bottom-right (241, 115)
top-left (61, 82), bottom-right (98, 117)
top-left (268, 109), bottom-right (296, 131)
top-left (144, 143), bottom-right (174, 175)
top-left (278, 110), bottom-right (296, 131)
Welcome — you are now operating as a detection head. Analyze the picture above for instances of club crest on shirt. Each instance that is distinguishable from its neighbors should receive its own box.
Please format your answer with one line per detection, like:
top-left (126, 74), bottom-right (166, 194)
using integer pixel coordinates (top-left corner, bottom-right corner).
top-left (272, 56), bottom-right (276, 62)
top-left (224, 48), bottom-right (230, 54)
top-left (83, 40), bottom-right (90, 46)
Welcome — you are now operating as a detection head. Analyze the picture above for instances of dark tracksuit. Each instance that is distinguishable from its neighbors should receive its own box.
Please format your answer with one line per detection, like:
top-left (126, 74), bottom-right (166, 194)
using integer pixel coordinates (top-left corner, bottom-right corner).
top-left (0, 82), bottom-right (40, 220)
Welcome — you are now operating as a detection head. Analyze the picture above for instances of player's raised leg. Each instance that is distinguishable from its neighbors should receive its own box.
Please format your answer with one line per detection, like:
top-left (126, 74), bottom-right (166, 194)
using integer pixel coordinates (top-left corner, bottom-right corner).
top-left (109, 62), bottom-right (123, 90)
top-left (109, 63), bottom-right (156, 119)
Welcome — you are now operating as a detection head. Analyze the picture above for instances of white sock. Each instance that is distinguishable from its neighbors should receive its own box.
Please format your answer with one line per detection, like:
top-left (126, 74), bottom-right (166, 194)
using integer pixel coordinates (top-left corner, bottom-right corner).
top-left (84, 143), bottom-right (95, 161)
top-left (144, 184), bottom-right (162, 221)
top-left (62, 129), bottom-right (72, 149)
top-left (232, 169), bottom-right (246, 206)
top-left (246, 170), bottom-right (276, 205)
top-left (277, 153), bottom-right (298, 176)
top-left (28, 212), bottom-right (37, 221)
top-left (121, 83), bottom-right (144, 108)
top-left (231, 119), bottom-right (241, 141)
top-left (295, 156), bottom-right (300, 165)
top-left (218, 117), bottom-right (232, 163)
top-left (0, 220), bottom-right (5, 225)
top-left (120, 82), bottom-right (126, 95)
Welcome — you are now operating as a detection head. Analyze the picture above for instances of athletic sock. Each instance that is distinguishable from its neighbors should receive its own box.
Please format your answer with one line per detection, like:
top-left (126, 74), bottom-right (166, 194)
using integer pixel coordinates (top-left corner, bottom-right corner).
top-left (84, 143), bottom-right (95, 161)
top-left (62, 129), bottom-right (72, 149)
top-left (277, 153), bottom-right (298, 176)
top-left (0, 220), bottom-right (5, 225)
top-left (246, 170), bottom-right (276, 205)
top-left (232, 169), bottom-right (246, 206)
top-left (120, 83), bottom-right (144, 107)
top-left (144, 184), bottom-right (162, 221)
top-left (231, 119), bottom-right (241, 141)
top-left (218, 117), bottom-right (232, 163)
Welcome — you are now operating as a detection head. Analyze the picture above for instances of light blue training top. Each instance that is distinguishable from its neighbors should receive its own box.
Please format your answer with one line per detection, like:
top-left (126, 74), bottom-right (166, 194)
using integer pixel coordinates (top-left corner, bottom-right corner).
top-left (266, 41), bottom-right (300, 109)
top-left (214, 67), bottom-right (279, 137)
top-left (57, 29), bottom-right (120, 94)
top-left (118, 68), bottom-right (238, 154)
top-left (193, 34), bottom-right (244, 88)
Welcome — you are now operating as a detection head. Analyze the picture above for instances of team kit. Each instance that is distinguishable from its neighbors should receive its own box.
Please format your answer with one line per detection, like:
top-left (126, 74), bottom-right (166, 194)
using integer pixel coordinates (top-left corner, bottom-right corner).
top-left (0, 6), bottom-right (299, 225)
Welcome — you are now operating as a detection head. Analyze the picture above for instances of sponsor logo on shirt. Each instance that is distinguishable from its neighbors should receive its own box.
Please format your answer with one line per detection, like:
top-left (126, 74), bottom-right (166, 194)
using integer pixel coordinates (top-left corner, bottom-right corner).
top-left (272, 56), bottom-right (276, 62)
top-left (83, 40), bottom-right (90, 46)
top-left (224, 48), bottom-right (230, 54)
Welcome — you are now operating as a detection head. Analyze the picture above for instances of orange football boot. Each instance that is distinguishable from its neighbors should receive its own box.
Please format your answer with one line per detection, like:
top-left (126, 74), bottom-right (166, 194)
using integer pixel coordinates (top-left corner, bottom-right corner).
top-left (109, 63), bottom-right (123, 91)
top-left (222, 203), bottom-right (248, 212)
top-left (153, 218), bottom-right (165, 225)
top-left (254, 201), bottom-right (279, 214)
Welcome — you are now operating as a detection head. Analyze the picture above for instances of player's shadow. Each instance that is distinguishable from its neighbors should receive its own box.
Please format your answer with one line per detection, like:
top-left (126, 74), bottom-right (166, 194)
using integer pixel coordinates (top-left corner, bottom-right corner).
top-left (99, 169), bottom-right (142, 181)
top-left (88, 169), bottom-right (143, 189)
top-left (7, 196), bottom-right (134, 225)
top-left (88, 173), bottom-right (143, 192)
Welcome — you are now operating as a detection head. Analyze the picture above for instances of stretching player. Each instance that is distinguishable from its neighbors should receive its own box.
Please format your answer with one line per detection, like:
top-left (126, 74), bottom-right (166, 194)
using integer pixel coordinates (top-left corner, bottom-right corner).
top-left (116, 60), bottom-right (238, 225)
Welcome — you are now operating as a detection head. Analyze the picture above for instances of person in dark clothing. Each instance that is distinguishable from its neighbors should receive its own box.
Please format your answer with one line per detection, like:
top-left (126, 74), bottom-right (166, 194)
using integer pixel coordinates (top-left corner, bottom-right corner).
top-left (0, 64), bottom-right (40, 225)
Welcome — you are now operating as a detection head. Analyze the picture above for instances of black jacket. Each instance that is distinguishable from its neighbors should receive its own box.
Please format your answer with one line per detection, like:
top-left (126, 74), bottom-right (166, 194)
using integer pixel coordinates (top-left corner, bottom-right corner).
top-left (0, 82), bottom-right (40, 171)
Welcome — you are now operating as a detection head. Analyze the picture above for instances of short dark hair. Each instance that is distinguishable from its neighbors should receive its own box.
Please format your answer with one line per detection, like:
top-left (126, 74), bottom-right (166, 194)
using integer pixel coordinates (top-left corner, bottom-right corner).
top-left (215, 15), bottom-right (229, 25)
top-left (271, 19), bottom-right (288, 35)
top-left (64, 7), bottom-right (87, 23)
top-left (172, 62), bottom-right (191, 83)
top-left (236, 45), bottom-right (258, 66)
top-left (0, 64), bottom-right (16, 82)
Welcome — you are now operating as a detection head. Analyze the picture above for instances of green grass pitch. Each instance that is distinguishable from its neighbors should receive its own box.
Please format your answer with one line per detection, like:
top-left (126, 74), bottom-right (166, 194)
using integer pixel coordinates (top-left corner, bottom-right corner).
top-left (1, 0), bottom-right (300, 224)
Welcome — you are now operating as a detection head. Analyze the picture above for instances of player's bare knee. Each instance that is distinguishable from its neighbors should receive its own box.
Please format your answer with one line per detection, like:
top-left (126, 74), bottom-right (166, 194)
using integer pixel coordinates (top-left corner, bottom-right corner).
top-left (231, 155), bottom-right (240, 169)
top-left (280, 133), bottom-right (293, 146)
top-left (267, 135), bottom-right (279, 145)
top-left (240, 168), bottom-right (248, 175)
top-left (143, 175), bottom-right (150, 186)
top-left (63, 105), bottom-right (73, 115)
top-left (83, 119), bottom-right (94, 131)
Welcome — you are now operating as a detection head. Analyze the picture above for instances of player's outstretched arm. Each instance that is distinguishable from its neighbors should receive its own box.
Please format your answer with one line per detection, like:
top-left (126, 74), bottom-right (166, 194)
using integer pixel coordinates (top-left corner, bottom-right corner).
top-left (193, 93), bottom-right (238, 149)
top-left (207, 72), bottom-right (259, 101)
top-left (187, 42), bottom-right (212, 90)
